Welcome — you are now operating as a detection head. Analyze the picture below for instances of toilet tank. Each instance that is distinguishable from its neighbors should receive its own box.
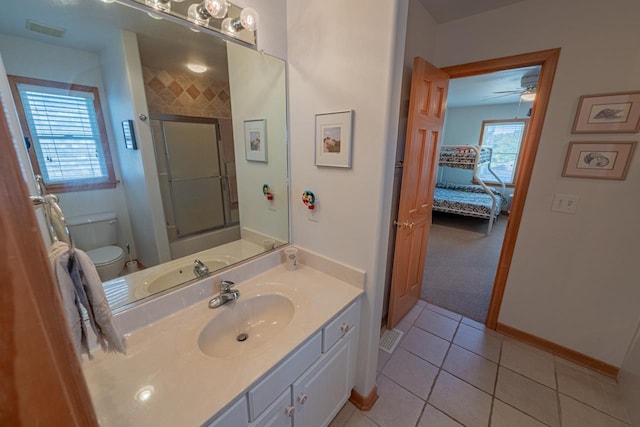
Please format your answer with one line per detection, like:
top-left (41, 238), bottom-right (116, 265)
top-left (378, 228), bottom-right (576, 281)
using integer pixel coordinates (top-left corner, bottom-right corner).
top-left (67, 212), bottom-right (118, 251)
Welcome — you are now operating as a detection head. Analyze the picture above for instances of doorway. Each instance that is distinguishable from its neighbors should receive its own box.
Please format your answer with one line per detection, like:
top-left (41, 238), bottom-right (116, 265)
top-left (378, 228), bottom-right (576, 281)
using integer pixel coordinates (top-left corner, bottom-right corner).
top-left (385, 48), bottom-right (560, 330)
top-left (421, 66), bottom-right (539, 323)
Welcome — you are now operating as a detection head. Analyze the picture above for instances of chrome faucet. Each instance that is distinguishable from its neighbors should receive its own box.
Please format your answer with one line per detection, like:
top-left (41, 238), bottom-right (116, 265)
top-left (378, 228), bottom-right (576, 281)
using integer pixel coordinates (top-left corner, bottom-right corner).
top-left (208, 280), bottom-right (239, 309)
top-left (193, 259), bottom-right (209, 278)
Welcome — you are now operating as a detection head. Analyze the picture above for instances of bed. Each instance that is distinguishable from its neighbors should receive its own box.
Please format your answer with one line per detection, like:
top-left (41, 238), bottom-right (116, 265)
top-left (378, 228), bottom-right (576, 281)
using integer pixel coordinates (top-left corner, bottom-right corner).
top-left (433, 145), bottom-right (506, 234)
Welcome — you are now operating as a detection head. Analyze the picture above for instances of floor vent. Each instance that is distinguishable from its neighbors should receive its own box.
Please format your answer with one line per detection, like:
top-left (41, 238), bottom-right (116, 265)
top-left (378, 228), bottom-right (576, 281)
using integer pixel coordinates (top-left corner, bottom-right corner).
top-left (379, 328), bottom-right (403, 354)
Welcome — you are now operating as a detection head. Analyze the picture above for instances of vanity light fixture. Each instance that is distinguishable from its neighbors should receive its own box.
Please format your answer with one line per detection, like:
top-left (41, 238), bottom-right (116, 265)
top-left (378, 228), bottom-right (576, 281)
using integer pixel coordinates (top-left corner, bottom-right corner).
top-left (221, 7), bottom-right (259, 34)
top-left (188, 0), bottom-right (229, 27)
top-left (186, 63), bottom-right (208, 73)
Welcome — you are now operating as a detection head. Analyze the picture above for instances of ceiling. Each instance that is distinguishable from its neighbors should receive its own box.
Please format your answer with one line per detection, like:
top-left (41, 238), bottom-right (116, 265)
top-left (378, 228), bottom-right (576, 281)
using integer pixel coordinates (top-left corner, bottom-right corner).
top-left (418, 0), bottom-right (528, 23)
top-left (447, 66), bottom-right (540, 108)
top-left (0, 0), bottom-right (229, 81)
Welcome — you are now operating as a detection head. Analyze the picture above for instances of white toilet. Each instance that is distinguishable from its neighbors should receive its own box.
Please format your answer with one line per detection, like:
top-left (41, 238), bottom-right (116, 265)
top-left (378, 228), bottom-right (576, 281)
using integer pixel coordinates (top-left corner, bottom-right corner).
top-left (67, 212), bottom-right (126, 282)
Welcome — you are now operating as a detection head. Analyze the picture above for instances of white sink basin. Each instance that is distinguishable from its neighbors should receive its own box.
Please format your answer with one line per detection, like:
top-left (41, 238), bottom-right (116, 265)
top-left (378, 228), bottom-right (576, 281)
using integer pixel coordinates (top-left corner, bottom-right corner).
top-left (198, 293), bottom-right (295, 358)
top-left (145, 255), bottom-right (239, 295)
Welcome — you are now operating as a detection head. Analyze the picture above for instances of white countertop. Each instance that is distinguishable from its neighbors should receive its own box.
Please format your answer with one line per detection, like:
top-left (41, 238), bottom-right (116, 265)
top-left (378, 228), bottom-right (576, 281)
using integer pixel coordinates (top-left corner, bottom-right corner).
top-left (82, 263), bottom-right (363, 426)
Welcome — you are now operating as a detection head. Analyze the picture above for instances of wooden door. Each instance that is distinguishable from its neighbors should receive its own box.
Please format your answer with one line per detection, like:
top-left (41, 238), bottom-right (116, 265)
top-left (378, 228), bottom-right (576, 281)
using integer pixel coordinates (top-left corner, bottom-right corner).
top-left (387, 57), bottom-right (449, 328)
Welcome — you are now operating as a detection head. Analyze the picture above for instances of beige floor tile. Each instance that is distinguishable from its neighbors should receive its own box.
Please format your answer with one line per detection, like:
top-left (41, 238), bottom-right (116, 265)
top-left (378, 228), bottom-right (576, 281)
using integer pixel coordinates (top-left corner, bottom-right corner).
top-left (428, 371), bottom-right (492, 427)
top-left (402, 304), bottom-right (424, 325)
top-left (442, 344), bottom-right (497, 394)
top-left (494, 367), bottom-right (559, 427)
top-left (343, 411), bottom-right (380, 427)
top-left (554, 356), bottom-right (618, 385)
top-left (418, 404), bottom-right (463, 427)
top-left (414, 309), bottom-right (459, 341)
top-left (556, 362), bottom-right (630, 423)
top-left (462, 317), bottom-right (487, 331)
top-left (400, 326), bottom-right (450, 367)
top-left (396, 320), bottom-right (412, 334)
top-left (452, 324), bottom-right (502, 362)
top-left (559, 394), bottom-right (631, 427)
top-left (367, 374), bottom-right (424, 427)
top-left (329, 401), bottom-right (357, 427)
top-left (377, 349), bottom-right (391, 372)
top-left (491, 399), bottom-right (547, 427)
top-left (416, 299), bottom-right (427, 308)
top-left (500, 339), bottom-right (556, 389)
top-left (426, 303), bottom-right (463, 321)
top-left (381, 347), bottom-right (439, 399)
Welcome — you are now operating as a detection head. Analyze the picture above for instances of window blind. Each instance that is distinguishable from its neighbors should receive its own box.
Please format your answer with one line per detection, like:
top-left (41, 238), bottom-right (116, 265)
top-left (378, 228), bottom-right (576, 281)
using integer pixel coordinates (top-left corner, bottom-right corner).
top-left (478, 121), bottom-right (526, 184)
top-left (17, 84), bottom-right (108, 184)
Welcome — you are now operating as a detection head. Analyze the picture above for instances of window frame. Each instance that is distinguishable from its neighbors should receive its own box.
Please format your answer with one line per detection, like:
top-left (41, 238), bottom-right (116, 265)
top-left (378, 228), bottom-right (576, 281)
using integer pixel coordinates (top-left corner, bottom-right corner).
top-left (476, 118), bottom-right (528, 187)
top-left (8, 75), bottom-right (117, 193)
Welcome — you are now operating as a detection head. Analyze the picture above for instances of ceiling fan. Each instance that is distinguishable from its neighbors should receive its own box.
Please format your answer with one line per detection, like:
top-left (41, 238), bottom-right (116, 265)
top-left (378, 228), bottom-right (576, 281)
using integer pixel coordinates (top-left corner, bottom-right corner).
top-left (483, 69), bottom-right (539, 102)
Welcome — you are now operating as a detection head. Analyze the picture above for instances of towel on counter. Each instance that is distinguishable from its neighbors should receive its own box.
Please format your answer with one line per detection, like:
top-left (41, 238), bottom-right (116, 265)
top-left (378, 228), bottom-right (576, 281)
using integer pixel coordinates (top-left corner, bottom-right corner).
top-left (48, 241), bottom-right (126, 359)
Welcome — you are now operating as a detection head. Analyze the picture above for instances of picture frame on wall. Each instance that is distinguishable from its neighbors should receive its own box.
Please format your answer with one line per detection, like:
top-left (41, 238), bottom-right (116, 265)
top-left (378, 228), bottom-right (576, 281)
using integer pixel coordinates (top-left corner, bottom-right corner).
top-left (572, 91), bottom-right (640, 134)
top-left (315, 110), bottom-right (354, 168)
top-left (562, 141), bottom-right (636, 180)
top-left (244, 119), bottom-right (267, 163)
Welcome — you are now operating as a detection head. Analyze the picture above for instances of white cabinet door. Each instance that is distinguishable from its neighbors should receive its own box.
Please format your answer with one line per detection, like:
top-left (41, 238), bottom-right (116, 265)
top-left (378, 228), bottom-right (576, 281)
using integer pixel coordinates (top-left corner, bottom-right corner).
top-left (251, 388), bottom-right (294, 427)
top-left (292, 330), bottom-right (355, 427)
top-left (206, 396), bottom-right (249, 427)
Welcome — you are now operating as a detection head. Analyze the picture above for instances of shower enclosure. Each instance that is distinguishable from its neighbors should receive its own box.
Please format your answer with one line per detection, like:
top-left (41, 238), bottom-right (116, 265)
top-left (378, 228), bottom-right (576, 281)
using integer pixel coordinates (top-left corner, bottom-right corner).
top-left (150, 115), bottom-right (239, 256)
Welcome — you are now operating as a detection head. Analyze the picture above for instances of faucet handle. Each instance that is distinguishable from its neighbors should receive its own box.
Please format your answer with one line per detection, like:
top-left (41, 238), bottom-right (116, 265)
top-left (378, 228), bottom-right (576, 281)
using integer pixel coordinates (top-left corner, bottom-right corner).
top-left (220, 280), bottom-right (235, 291)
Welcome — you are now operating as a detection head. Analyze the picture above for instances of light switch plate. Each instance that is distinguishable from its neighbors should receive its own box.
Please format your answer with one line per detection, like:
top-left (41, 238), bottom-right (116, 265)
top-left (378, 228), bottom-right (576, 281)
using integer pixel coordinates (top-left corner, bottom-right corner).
top-left (551, 193), bottom-right (579, 214)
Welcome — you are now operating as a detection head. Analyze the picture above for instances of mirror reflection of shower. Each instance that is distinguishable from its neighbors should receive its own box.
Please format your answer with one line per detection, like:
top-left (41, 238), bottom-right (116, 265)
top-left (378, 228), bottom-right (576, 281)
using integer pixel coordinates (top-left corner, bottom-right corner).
top-left (150, 116), bottom-right (240, 259)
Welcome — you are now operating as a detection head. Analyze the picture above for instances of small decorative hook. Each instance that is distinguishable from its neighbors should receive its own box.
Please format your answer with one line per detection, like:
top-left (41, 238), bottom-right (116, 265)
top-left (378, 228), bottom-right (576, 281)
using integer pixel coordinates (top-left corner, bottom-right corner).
top-left (263, 184), bottom-right (273, 200)
top-left (302, 190), bottom-right (316, 210)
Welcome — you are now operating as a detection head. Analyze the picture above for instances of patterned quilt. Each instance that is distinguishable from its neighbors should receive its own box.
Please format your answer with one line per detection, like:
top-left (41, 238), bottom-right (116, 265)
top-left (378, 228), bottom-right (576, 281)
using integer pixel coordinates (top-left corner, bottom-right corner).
top-left (433, 183), bottom-right (505, 219)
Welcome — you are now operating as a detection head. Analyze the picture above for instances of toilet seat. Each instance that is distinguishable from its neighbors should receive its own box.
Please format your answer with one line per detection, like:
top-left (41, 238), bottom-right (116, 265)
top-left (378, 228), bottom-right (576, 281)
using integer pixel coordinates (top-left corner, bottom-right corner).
top-left (86, 245), bottom-right (124, 266)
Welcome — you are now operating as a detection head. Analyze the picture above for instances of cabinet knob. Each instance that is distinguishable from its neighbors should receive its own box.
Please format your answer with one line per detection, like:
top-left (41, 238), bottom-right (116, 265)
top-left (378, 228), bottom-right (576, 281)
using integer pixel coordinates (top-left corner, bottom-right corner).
top-left (340, 323), bottom-right (350, 334)
top-left (284, 406), bottom-right (295, 417)
top-left (297, 393), bottom-right (308, 404)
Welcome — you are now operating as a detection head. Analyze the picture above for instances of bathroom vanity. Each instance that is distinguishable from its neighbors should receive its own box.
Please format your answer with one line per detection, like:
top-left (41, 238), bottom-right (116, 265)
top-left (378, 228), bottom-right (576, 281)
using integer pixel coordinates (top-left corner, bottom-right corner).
top-left (82, 259), bottom-right (363, 426)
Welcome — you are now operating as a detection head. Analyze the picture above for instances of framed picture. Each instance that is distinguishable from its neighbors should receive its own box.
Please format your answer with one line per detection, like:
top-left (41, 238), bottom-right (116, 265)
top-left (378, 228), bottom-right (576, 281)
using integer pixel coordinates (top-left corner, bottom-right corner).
top-left (244, 119), bottom-right (267, 162)
top-left (562, 141), bottom-right (636, 180)
top-left (572, 91), bottom-right (640, 134)
top-left (122, 120), bottom-right (137, 150)
top-left (315, 110), bottom-right (353, 168)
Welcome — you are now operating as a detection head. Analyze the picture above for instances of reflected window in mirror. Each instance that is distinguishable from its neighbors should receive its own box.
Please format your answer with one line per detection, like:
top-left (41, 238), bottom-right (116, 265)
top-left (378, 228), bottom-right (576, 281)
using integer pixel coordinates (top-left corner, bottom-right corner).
top-left (9, 75), bottom-right (116, 192)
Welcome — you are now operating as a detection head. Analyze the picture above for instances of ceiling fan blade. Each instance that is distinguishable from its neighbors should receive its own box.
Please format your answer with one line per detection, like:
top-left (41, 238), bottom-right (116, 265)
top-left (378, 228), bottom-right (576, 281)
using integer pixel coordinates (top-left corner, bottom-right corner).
top-left (481, 92), bottom-right (521, 101)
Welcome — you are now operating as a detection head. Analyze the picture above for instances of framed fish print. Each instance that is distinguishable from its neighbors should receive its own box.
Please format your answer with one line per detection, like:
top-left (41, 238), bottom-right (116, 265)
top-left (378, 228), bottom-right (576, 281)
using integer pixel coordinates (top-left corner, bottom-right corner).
top-left (572, 91), bottom-right (640, 134)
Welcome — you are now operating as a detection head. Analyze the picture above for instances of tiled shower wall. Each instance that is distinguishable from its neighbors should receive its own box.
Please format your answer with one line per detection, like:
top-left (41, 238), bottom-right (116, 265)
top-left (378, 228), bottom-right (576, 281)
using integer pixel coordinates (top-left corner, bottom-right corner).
top-left (142, 65), bottom-right (231, 118)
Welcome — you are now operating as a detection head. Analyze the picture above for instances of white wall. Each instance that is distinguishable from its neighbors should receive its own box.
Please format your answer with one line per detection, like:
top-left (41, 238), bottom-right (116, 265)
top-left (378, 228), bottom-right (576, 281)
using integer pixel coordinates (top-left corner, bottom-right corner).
top-left (100, 31), bottom-right (170, 267)
top-left (440, 102), bottom-right (531, 185)
top-left (619, 321), bottom-right (640, 425)
top-left (233, 0), bottom-right (287, 60)
top-left (227, 43), bottom-right (288, 243)
top-left (433, 0), bottom-right (640, 366)
top-left (287, 0), bottom-right (408, 396)
top-left (0, 33), bottom-right (135, 256)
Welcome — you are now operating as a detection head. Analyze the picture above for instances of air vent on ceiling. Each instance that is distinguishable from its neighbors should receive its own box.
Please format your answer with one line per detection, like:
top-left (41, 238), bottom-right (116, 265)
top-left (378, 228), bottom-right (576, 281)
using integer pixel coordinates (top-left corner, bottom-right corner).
top-left (25, 20), bottom-right (66, 38)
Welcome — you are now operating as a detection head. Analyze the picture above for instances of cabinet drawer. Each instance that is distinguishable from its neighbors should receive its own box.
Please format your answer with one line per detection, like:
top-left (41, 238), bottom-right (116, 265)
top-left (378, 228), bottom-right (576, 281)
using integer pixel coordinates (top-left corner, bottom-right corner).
top-left (248, 332), bottom-right (322, 421)
top-left (322, 301), bottom-right (359, 353)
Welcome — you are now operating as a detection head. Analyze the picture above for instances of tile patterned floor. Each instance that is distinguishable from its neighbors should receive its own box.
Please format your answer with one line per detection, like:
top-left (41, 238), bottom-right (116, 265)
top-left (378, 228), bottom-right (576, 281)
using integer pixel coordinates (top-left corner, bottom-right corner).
top-left (330, 300), bottom-right (631, 427)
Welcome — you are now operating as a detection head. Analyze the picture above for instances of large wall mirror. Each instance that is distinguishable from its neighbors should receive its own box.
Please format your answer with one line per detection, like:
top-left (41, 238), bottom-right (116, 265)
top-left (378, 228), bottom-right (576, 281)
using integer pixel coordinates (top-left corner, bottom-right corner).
top-left (0, 0), bottom-right (289, 310)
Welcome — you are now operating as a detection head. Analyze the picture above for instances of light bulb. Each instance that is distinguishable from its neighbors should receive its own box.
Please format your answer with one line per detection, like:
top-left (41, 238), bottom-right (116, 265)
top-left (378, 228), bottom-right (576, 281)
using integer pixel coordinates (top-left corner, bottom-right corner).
top-left (145, 0), bottom-right (171, 12)
top-left (239, 7), bottom-right (258, 31)
top-left (188, 3), bottom-right (209, 26)
top-left (520, 92), bottom-right (536, 102)
top-left (221, 17), bottom-right (236, 34)
top-left (204, 0), bottom-right (228, 19)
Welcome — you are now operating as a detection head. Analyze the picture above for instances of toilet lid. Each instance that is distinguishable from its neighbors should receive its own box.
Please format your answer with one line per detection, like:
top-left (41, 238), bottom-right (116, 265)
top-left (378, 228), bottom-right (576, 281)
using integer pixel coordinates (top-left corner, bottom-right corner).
top-left (86, 246), bottom-right (124, 266)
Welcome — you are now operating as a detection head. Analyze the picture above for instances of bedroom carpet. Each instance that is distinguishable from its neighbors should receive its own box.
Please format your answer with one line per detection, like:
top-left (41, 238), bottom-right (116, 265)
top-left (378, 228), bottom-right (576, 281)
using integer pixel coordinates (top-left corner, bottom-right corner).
top-left (420, 211), bottom-right (507, 323)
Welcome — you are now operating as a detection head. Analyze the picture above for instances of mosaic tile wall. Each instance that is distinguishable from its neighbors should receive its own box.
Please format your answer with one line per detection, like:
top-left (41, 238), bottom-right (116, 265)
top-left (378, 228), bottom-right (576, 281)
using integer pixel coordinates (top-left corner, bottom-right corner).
top-left (142, 65), bottom-right (231, 118)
